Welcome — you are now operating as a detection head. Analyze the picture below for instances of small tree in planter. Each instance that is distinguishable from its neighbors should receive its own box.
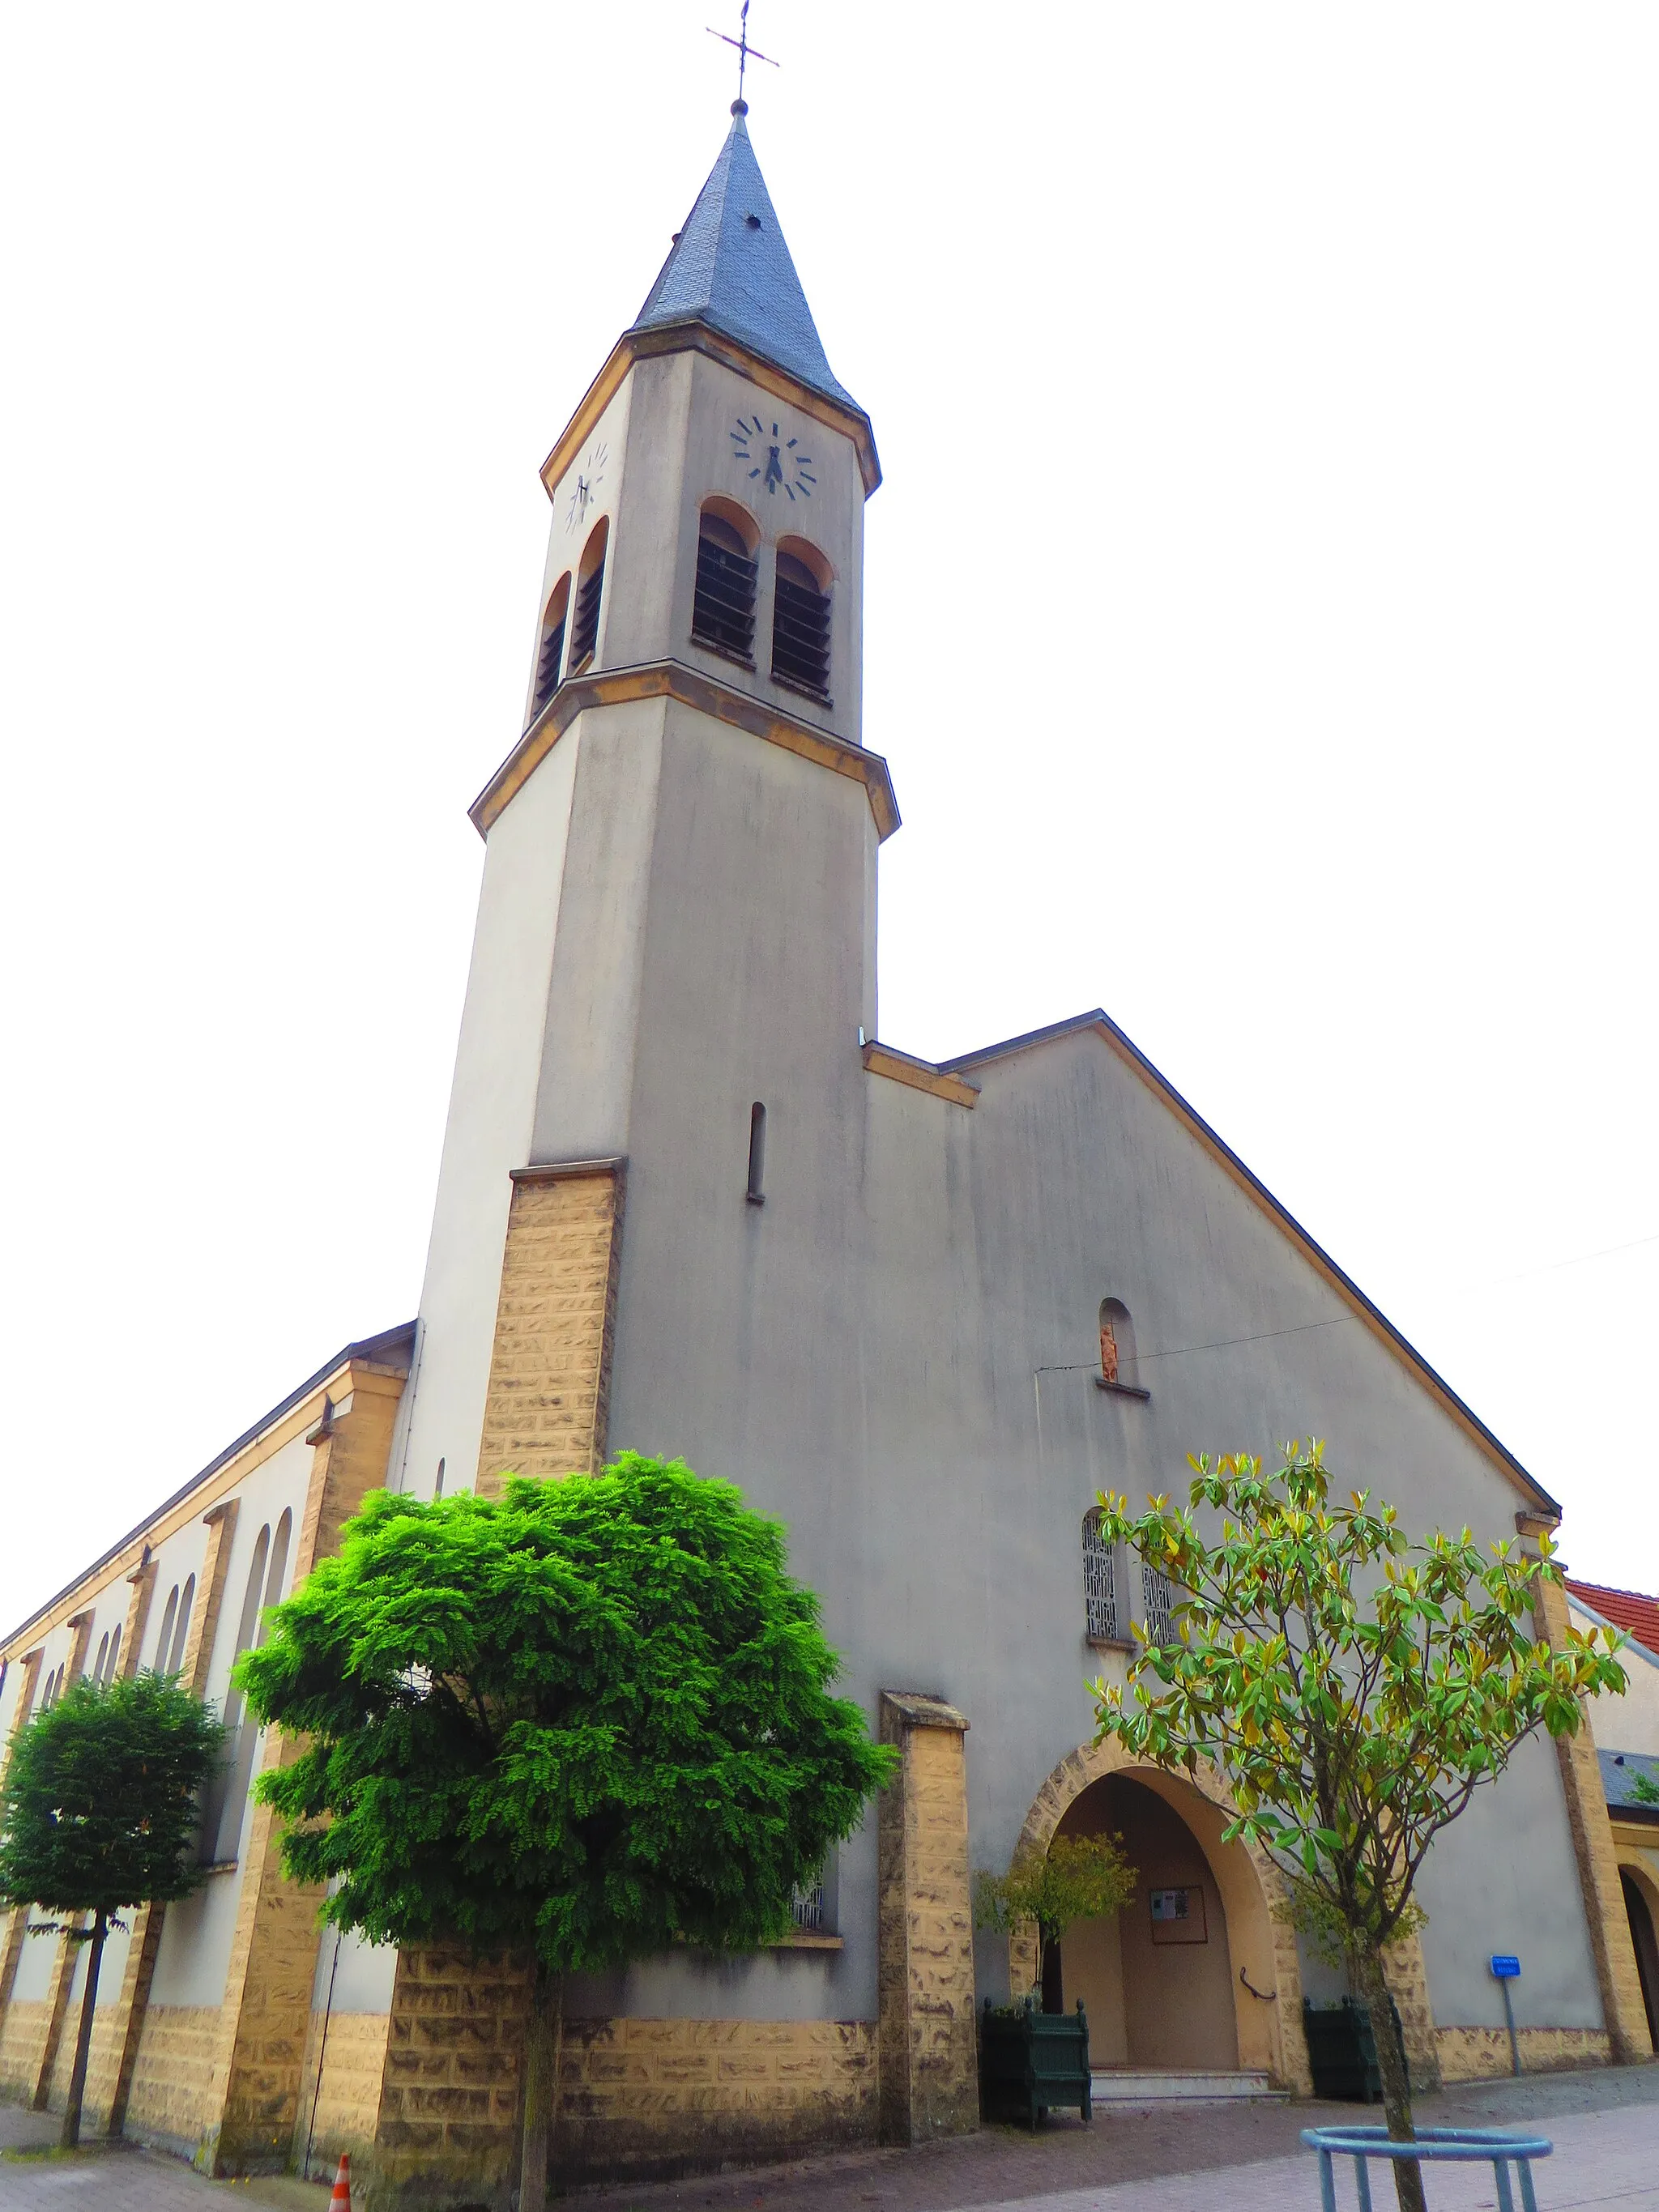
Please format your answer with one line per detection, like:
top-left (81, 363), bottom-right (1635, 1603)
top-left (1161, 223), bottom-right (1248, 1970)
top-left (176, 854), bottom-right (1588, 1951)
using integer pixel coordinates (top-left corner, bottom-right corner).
top-left (1090, 1442), bottom-right (1627, 2212)
top-left (975, 1832), bottom-right (1137, 2005)
top-left (0, 1673), bottom-right (224, 2148)
top-left (237, 1455), bottom-right (897, 2212)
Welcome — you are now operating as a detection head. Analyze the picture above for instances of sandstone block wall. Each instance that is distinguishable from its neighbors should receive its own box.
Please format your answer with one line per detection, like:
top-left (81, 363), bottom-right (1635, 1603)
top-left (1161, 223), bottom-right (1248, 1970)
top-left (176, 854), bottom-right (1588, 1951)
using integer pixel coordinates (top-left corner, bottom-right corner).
top-left (549, 2016), bottom-right (877, 2180)
top-left (0, 1997), bottom-right (49, 2103)
top-left (370, 1944), bottom-right (527, 2209)
top-left (293, 2009), bottom-right (394, 2174)
top-left (475, 1164), bottom-right (624, 1495)
top-left (124, 2003), bottom-right (224, 2152)
top-left (1436, 2023), bottom-right (1613, 2081)
top-left (876, 1692), bottom-right (978, 2146)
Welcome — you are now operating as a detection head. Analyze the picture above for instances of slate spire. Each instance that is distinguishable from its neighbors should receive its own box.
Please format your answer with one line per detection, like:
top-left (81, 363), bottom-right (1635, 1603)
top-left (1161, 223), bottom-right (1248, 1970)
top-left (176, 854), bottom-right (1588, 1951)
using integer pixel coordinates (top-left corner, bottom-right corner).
top-left (630, 104), bottom-right (860, 418)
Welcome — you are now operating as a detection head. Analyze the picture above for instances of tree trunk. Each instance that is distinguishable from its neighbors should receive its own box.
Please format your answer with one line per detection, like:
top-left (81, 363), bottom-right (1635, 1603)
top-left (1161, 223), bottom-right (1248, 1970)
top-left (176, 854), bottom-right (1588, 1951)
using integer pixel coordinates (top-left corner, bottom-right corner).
top-left (519, 1959), bottom-right (563, 2212)
top-left (1358, 1945), bottom-right (1423, 2212)
top-left (59, 1910), bottom-right (107, 2151)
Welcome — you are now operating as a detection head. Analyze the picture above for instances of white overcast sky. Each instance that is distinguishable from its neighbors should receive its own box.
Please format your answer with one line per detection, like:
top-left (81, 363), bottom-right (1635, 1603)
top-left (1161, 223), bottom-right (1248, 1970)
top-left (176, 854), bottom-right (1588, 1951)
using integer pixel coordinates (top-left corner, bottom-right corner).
top-left (2, 6), bottom-right (1656, 1642)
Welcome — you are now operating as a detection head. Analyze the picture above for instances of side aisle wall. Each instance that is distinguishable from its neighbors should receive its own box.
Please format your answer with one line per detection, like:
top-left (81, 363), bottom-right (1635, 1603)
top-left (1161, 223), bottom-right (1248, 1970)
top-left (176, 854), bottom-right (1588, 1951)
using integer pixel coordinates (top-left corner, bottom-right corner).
top-left (0, 1350), bottom-right (410, 2167)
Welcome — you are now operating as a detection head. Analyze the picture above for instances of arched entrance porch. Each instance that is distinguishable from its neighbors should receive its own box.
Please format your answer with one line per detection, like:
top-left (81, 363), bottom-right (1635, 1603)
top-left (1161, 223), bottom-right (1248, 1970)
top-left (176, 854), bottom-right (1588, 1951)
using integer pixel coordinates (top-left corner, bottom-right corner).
top-left (1011, 1739), bottom-right (1312, 2091)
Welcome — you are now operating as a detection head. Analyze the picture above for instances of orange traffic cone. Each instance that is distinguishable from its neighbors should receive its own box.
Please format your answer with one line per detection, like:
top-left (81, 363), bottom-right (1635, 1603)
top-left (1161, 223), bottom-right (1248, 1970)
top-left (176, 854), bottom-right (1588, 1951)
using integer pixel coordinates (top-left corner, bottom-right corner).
top-left (329, 2152), bottom-right (352, 2209)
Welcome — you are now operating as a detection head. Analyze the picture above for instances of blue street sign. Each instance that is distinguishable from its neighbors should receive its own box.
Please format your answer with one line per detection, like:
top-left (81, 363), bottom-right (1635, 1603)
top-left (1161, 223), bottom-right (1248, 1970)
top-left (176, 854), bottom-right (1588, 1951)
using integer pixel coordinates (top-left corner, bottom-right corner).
top-left (1491, 1954), bottom-right (1521, 1980)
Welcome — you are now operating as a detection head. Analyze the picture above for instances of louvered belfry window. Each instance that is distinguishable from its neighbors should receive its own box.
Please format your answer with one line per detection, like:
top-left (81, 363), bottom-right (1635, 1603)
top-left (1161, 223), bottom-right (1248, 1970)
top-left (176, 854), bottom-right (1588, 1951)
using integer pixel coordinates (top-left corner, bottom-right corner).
top-left (1083, 1507), bottom-right (1120, 1643)
top-left (531, 579), bottom-right (569, 717)
top-left (570, 560), bottom-right (604, 669)
top-left (771, 549), bottom-right (831, 697)
top-left (692, 514), bottom-right (758, 662)
top-left (569, 521), bottom-right (608, 672)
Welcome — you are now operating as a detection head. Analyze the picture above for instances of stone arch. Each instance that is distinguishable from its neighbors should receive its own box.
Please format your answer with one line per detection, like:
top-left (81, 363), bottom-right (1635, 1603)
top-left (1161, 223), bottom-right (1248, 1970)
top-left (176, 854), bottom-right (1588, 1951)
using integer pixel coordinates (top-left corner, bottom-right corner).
top-left (1615, 1851), bottom-right (1659, 2053)
top-left (1010, 1737), bottom-right (1311, 2090)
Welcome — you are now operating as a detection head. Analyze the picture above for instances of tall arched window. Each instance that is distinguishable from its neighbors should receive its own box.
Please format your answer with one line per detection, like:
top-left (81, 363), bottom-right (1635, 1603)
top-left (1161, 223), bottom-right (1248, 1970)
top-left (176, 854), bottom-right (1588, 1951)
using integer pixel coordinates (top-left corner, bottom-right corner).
top-left (153, 1584), bottom-right (180, 1673)
top-left (531, 573), bottom-right (571, 718)
top-left (1081, 1507), bottom-right (1120, 1644)
top-left (569, 518), bottom-right (608, 672)
top-left (1141, 1560), bottom-right (1175, 1648)
top-left (93, 1631), bottom-right (110, 1684)
top-left (692, 501), bottom-right (759, 663)
top-left (770, 539), bottom-right (831, 698)
top-left (104, 1622), bottom-right (122, 1682)
top-left (201, 1519), bottom-right (271, 1862)
top-left (202, 1510), bottom-right (294, 1862)
top-left (168, 1575), bottom-right (196, 1676)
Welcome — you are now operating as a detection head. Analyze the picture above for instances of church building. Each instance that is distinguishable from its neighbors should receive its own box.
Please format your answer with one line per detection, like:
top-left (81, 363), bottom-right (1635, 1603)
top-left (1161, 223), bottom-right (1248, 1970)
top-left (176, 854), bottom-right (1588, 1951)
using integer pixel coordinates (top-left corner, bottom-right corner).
top-left (1, 101), bottom-right (1651, 2203)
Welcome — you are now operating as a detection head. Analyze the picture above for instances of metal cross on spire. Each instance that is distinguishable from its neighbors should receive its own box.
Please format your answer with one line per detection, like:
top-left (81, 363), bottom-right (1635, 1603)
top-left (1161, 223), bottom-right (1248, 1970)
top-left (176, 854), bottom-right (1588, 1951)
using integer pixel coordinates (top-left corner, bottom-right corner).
top-left (707, 0), bottom-right (779, 111)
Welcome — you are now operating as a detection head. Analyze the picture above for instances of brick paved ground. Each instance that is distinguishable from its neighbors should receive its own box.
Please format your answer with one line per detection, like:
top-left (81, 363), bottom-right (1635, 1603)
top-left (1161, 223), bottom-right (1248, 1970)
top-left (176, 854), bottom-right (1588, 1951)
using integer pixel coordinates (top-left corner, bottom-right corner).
top-left (2, 2065), bottom-right (1655, 2212)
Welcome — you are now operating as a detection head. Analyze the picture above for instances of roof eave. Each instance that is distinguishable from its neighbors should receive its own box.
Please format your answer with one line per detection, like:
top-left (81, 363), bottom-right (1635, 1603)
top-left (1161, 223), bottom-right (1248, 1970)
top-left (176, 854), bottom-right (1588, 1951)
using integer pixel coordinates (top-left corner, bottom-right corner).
top-left (0, 1321), bottom-right (416, 1653)
top-left (539, 325), bottom-right (880, 505)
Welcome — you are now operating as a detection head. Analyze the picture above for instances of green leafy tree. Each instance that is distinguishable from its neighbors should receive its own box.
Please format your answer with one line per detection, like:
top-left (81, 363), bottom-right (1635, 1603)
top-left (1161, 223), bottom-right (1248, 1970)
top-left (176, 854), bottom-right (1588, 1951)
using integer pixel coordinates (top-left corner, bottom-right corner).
top-left (1090, 1442), bottom-right (1627, 2212)
top-left (237, 1455), bottom-right (898, 2212)
top-left (974, 1832), bottom-right (1137, 2005)
top-left (0, 1673), bottom-right (224, 2149)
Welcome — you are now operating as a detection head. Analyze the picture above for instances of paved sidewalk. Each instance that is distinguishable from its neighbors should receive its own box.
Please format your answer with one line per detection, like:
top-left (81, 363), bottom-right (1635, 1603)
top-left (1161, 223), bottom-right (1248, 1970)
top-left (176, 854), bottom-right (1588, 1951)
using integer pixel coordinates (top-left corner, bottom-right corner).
top-left (1, 2067), bottom-right (1654, 2212)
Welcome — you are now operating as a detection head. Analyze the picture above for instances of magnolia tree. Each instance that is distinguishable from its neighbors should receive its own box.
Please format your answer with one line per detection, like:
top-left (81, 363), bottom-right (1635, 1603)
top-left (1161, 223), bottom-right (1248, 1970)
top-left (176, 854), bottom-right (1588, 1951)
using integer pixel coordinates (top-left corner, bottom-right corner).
top-left (1090, 1442), bottom-right (1627, 2212)
top-left (237, 1455), bottom-right (897, 2212)
top-left (974, 1831), bottom-right (1136, 2008)
top-left (0, 1674), bottom-right (224, 2148)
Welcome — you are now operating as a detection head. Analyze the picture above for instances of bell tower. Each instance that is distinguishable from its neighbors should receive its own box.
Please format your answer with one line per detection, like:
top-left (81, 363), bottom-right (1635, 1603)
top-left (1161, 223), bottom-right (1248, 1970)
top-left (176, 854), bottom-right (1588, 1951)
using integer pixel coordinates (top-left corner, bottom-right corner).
top-left (396, 103), bottom-right (898, 1501)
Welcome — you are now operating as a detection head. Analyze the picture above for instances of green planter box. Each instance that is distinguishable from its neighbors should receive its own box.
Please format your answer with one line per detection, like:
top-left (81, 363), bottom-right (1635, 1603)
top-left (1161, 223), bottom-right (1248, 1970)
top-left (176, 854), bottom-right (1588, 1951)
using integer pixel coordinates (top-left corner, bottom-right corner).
top-left (979, 1997), bottom-right (1092, 2127)
top-left (1303, 1997), bottom-right (1410, 2103)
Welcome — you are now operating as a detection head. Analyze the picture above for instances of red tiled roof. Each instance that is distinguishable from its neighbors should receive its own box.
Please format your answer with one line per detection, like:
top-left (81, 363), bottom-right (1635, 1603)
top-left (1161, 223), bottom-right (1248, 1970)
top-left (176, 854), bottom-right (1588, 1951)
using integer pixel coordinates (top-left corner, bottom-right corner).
top-left (1566, 1579), bottom-right (1659, 1658)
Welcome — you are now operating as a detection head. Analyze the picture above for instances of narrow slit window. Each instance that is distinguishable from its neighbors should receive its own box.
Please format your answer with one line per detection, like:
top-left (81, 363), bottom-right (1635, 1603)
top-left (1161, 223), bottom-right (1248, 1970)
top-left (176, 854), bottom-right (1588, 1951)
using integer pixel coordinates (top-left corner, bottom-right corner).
top-left (771, 548), bottom-right (831, 697)
top-left (1082, 1508), bottom-right (1120, 1643)
top-left (433, 1456), bottom-right (446, 1500)
top-left (569, 520), bottom-right (608, 671)
top-left (692, 510), bottom-right (758, 662)
top-left (93, 1631), bottom-right (110, 1684)
top-left (531, 574), bottom-right (570, 718)
top-left (747, 1102), bottom-right (766, 1204)
top-left (105, 1622), bottom-right (121, 1682)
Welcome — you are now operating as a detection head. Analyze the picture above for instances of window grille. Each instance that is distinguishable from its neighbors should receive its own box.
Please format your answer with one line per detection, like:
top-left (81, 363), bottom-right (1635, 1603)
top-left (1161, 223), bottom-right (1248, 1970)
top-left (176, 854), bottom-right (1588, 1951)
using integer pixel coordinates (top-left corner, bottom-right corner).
top-left (791, 1882), bottom-right (825, 1932)
top-left (693, 524), bottom-right (758, 661)
top-left (1083, 1509), bottom-right (1120, 1642)
top-left (771, 553), bottom-right (830, 697)
top-left (1142, 1561), bottom-right (1175, 1647)
top-left (531, 613), bottom-right (565, 714)
top-left (570, 556), bottom-right (605, 669)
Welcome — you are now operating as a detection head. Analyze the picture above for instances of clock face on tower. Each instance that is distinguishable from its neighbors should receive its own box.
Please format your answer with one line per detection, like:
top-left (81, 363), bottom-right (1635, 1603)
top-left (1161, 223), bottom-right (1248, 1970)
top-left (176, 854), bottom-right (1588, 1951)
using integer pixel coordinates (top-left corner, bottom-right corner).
top-left (564, 440), bottom-right (609, 532)
top-left (730, 416), bottom-right (816, 501)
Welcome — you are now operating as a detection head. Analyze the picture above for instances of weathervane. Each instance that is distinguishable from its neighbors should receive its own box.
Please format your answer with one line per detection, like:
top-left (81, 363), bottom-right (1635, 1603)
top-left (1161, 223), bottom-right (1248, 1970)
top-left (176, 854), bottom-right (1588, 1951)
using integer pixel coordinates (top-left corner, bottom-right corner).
top-left (707, 0), bottom-right (778, 110)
